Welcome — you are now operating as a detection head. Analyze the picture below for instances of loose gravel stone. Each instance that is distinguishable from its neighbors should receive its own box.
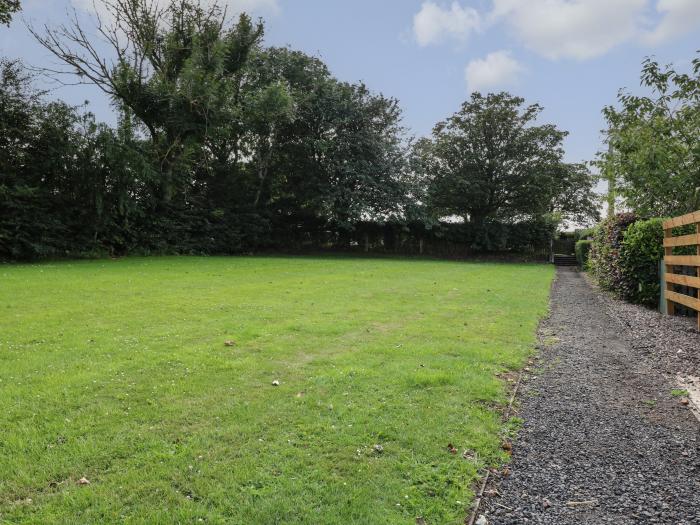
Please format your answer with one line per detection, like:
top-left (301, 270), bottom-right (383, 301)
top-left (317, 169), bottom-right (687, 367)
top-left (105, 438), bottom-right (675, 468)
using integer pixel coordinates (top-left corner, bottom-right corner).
top-left (483, 268), bottom-right (700, 525)
top-left (592, 274), bottom-right (700, 378)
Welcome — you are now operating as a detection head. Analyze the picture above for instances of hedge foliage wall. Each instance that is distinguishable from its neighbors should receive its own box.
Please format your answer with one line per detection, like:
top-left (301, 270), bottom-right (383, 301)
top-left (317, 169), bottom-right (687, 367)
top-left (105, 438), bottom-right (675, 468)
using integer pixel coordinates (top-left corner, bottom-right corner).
top-left (588, 214), bottom-right (666, 307)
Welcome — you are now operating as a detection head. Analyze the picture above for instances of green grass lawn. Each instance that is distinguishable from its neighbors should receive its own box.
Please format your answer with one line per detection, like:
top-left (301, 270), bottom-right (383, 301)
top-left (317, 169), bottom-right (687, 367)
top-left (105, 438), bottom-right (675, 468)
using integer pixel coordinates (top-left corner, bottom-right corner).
top-left (0, 256), bottom-right (553, 524)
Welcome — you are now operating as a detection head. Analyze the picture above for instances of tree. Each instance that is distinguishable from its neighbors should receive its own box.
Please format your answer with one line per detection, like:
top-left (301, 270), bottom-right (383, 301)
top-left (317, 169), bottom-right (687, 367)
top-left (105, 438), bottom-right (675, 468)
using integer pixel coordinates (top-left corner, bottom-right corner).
top-left (548, 162), bottom-right (601, 225)
top-left (0, 59), bottom-right (147, 258)
top-left (416, 92), bottom-right (598, 225)
top-left (599, 54), bottom-right (700, 217)
top-left (228, 46), bottom-right (408, 230)
top-left (17, 3), bottom-right (412, 257)
top-left (309, 82), bottom-right (407, 229)
top-left (0, 0), bottom-right (20, 26)
top-left (32, 0), bottom-right (263, 205)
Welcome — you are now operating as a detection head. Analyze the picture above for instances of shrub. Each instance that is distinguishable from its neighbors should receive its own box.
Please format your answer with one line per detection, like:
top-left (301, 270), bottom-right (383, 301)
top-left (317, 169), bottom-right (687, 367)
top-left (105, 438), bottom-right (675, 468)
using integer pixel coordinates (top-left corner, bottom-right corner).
top-left (590, 214), bottom-right (666, 307)
top-left (575, 240), bottom-right (593, 269)
top-left (589, 212), bottom-right (638, 294)
top-left (575, 227), bottom-right (595, 240)
top-left (619, 218), bottom-right (665, 306)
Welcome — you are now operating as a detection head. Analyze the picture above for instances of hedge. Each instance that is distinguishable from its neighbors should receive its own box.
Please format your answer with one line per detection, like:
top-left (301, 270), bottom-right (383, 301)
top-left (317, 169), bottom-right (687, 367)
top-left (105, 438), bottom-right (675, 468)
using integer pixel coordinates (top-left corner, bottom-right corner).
top-left (619, 218), bottom-right (665, 307)
top-left (575, 240), bottom-right (592, 269)
top-left (266, 217), bottom-right (557, 258)
top-left (589, 214), bottom-right (666, 307)
top-left (589, 212), bottom-right (638, 294)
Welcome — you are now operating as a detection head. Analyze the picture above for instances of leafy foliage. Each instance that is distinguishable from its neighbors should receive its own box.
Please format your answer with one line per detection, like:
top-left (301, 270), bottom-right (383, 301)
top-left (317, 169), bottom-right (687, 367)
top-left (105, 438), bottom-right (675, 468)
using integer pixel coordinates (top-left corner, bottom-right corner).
top-left (575, 240), bottom-right (592, 269)
top-left (35, 2), bottom-right (265, 205)
top-left (414, 92), bottom-right (599, 226)
top-left (0, 59), bottom-right (146, 259)
top-left (5, 2), bottom-right (410, 259)
top-left (0, 0), bottom-right (20, 26)
top-left (589, 214), bottom-right (666, 307)
top-left (619, 218), bottom-right (665, 307)
top-left (589, 213), bottom-right (638, 295)
top-left (575, 227), bottom-right (595, 240)
top-left (0, 1), bottom-right (593, 260)
top-left (599, 54), bottom-right (700, 217)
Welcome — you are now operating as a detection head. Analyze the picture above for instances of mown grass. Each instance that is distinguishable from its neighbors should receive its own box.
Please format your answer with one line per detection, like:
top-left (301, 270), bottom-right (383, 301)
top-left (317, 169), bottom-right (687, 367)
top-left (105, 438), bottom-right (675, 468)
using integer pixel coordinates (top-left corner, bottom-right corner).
top-left (0, 256), bottom-right (553, 524)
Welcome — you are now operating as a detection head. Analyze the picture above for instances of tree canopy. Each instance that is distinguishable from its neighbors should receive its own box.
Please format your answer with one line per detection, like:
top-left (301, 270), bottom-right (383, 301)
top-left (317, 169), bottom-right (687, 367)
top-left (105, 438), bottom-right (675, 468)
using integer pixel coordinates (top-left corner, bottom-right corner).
top-left (0, 0), bottom-right (600, 260)
top-left (0, 0), bottom-right (20, 26)
top-left (599, 54), bottom-right (700, 217)
top-left (414, 92), bottom-right (599, 225)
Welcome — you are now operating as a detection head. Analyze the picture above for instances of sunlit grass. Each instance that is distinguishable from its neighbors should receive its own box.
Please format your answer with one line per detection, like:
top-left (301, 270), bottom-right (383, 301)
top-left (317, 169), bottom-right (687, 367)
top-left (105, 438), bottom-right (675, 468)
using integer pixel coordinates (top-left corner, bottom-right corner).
top-left (0, 256), bottom-right (553, 524)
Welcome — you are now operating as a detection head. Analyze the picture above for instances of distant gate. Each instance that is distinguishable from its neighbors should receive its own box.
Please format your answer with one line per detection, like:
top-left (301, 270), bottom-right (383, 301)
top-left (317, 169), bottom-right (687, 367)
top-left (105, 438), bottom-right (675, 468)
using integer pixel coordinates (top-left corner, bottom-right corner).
top-left (551, 237), bottom-right (576, 255)
top-left (663, 211), bottom-right (700, 331)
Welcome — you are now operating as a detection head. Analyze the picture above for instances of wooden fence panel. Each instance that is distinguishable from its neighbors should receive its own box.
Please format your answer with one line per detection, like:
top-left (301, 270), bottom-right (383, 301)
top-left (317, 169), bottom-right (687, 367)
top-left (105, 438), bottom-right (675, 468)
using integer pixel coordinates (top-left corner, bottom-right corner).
top-left (663, 212), bottom-right (700, 330)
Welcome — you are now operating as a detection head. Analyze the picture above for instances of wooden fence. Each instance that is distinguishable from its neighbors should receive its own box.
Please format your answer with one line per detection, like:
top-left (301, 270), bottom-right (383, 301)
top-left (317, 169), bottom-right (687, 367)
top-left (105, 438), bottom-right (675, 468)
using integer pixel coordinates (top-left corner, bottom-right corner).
top-left (663, 211), bottom-right (700, 330)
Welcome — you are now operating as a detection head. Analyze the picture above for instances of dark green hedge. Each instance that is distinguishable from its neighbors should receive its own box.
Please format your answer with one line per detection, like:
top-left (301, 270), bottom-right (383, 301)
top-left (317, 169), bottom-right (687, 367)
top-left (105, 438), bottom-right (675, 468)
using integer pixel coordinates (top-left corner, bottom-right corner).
top-left (619, 218), bottom-right (665, 306)
top-left (589, 213), bottom-right (638, 294)
top-left (575, 240), bottom-right (592, 269)
top-left (269, 217), bottom-right (556, 258)
top-left (589, 214), bottom-right (666, 307)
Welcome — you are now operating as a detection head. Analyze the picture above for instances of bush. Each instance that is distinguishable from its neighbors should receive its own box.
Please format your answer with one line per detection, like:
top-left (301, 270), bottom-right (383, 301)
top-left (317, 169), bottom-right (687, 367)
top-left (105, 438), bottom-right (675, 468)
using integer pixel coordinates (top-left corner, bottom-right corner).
top-left (589, 214), bottom-right (666, 307)
top-left (575, 227), bottom-right (595, 240)
top-left (575, 240), bottom-right (593, 269)
top-left (619, 218), bottom-right (665, 307)
top-left (589, 212), bottom-right (638, 295)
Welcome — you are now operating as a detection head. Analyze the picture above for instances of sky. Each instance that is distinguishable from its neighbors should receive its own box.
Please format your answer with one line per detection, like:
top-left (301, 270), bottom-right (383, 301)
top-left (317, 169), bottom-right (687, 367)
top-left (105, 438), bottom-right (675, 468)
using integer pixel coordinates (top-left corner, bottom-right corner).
top-left (1, 0), bottom-right (699, 168)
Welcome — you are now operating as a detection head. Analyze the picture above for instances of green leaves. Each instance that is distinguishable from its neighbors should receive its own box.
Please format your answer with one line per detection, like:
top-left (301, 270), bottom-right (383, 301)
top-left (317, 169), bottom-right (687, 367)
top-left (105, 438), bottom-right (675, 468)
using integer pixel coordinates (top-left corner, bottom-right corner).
top-left (0, 0), bottom-right (20, 26)
top-left (416, 92), bottom-right (597, 226)
top-left (589, 215), bottom-right (665, 307)
top-left (599, 53), bottom-right (700, 217)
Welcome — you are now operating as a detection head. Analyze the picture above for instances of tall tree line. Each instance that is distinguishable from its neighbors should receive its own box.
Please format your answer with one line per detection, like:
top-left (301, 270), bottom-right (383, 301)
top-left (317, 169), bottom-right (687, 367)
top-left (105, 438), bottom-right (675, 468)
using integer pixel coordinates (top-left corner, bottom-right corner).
top-left (1, 0), bottom-right (597, 260)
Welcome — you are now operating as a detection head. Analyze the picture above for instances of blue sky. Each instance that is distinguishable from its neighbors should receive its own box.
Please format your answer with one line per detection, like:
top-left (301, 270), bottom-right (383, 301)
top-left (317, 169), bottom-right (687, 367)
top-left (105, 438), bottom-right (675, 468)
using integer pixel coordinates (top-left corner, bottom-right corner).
top-left (2, 0), bottom-right (699, 167)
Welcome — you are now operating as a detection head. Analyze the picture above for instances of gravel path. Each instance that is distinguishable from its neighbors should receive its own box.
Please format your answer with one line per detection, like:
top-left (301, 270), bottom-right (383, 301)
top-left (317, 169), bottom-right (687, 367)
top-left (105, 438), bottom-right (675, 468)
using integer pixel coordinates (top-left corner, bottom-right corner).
top-left (482, 267), bottom-right (700, 525)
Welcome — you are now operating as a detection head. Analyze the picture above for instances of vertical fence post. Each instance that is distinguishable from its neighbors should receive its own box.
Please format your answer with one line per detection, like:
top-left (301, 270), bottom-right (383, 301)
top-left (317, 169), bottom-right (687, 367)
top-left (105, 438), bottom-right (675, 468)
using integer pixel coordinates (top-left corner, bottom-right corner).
top-left (697, 223), bottom-right (700, 331)
top-left (664, 227), bottom-right (676, 317)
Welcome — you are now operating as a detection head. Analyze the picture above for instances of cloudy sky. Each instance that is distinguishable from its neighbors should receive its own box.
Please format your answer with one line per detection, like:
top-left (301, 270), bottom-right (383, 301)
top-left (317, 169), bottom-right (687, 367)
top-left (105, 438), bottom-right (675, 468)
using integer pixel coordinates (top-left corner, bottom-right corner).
top-left (2, 0), bottom-right (699, 166)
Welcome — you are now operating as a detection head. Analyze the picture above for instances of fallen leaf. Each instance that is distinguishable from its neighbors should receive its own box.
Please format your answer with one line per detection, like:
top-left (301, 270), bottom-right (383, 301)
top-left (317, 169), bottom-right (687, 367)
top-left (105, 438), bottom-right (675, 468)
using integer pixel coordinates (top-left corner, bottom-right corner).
top-left (447, 443), bottom-right (457, 454)
top-left (77, 477), bottom-right (90, 485)
top-left (502, 440), bottom-right (512, 453)
top-left (295, 391), bottom-right (304, 398)
top-left (680, 398), bottom-right (690, 406)
top-left (224, 340), bottom-right (236, 347)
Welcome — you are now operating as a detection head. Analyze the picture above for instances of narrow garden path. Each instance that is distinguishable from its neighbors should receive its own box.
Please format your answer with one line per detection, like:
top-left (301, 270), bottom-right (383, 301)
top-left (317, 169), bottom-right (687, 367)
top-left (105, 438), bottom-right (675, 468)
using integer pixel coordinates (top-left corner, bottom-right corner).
top-left (483, 267), bottom-right (700, 524)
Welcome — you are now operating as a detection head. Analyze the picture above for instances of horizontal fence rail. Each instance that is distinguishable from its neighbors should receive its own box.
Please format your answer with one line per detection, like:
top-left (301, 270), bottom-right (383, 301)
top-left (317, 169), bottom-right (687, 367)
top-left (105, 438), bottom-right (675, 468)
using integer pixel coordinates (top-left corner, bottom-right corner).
top-left (663, 211), bottom-right (700, 330)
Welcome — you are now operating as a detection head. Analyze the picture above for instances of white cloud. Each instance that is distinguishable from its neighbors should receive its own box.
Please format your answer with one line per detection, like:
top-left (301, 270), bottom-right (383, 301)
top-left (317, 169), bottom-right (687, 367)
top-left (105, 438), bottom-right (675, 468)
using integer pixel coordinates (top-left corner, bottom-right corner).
top-left (465, 50), bottom-right (524, 93)
top-left (643, 0), bottom-right (700, 45)
top-left (490, 0), bottom-right (648, 60)
top-left (413, 1), bottom-right (481, 47)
